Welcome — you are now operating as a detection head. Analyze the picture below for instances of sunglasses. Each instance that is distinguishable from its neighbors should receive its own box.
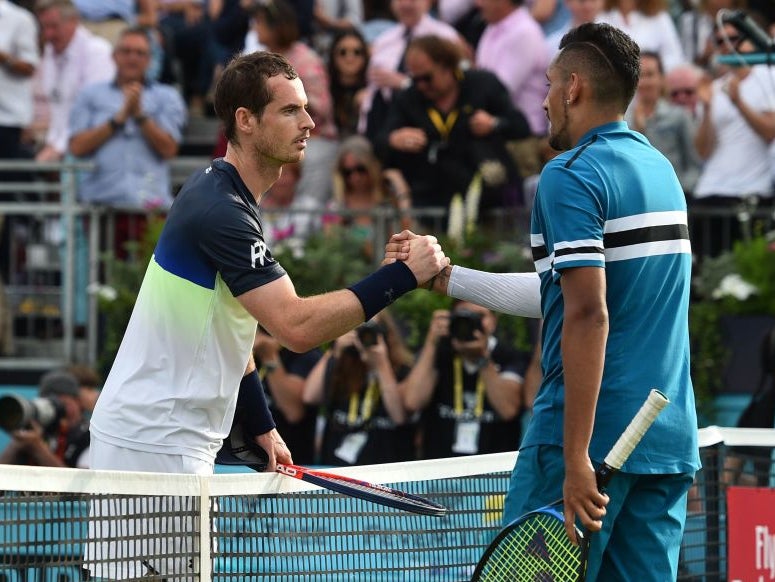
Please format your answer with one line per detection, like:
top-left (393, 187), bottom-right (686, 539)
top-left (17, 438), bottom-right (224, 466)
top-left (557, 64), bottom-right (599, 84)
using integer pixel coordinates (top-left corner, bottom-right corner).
top-left (669, 87), bottom-right (696, 98)
top-left (336, 47), bottom-right (365, 58)
top-left (116, 47), bottom-right (150, 57)
top-left (340, 164), bottom-right (368, 178)
top-left (411, 72), bottom-right (434, 85)
top-left (715, 35), bottom-right (742, 47)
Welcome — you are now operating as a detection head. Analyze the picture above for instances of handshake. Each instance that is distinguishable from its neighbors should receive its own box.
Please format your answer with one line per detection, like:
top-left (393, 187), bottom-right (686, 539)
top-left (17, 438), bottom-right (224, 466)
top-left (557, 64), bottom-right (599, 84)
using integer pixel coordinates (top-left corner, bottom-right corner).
top-left (383, 230), bottom-right (451, 294)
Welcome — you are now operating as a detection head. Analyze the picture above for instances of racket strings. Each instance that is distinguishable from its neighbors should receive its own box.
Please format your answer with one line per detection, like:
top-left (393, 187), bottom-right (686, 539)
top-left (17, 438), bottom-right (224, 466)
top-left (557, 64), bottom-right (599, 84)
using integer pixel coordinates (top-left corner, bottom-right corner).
top-left (478, 513), bottom-right (581, 581)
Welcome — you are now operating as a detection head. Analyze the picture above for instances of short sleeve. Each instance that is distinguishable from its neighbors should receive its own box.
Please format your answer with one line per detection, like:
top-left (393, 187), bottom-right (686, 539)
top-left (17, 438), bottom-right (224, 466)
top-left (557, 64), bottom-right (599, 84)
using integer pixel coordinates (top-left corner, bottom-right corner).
top-left (198, 196), bottom-right (286, 297)
top-left (536, 161), bottom-right (606, 281)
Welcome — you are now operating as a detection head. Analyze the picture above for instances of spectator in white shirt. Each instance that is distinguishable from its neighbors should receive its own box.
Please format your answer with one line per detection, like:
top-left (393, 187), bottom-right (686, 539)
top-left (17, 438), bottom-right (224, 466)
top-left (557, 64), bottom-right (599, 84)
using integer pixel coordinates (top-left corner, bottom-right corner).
top-left (0, 0), bottom-right (40, 161)
top-left (34, 0), bottom-right (115, 162)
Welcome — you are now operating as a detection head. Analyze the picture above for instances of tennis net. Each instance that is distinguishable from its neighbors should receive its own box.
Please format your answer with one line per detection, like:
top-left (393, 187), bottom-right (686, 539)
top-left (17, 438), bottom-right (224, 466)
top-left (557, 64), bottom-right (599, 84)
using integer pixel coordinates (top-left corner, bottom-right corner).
top-left (0, 426), bottom-right (773, 581)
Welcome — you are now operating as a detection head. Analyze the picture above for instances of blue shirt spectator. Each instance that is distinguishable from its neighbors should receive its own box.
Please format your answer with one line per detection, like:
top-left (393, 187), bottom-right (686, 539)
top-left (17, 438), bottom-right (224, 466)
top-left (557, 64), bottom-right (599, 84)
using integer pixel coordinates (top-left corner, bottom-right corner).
top-left (72, 0), bottom-right (136, 23)
top-left (69, 26), bottom-right (186, 208)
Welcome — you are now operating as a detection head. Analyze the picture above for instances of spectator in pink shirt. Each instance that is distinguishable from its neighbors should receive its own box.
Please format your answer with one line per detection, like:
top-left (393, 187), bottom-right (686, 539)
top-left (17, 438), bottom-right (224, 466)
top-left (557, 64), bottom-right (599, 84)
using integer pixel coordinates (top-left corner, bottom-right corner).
top-left (475, 0), bottom-right (550, 136)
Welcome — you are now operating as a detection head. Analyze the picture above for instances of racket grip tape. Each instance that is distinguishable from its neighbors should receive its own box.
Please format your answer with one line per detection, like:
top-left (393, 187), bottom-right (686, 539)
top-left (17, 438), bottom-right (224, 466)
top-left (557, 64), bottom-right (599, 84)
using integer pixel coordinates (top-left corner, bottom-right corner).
top-left (603, 389), bottom-right (669, 473)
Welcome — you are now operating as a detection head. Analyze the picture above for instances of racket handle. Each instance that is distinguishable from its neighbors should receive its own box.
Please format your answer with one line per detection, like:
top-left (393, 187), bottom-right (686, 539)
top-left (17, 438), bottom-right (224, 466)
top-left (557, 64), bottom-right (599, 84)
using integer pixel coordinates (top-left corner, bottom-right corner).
top-left (603, 389), bottom-right (669, 473)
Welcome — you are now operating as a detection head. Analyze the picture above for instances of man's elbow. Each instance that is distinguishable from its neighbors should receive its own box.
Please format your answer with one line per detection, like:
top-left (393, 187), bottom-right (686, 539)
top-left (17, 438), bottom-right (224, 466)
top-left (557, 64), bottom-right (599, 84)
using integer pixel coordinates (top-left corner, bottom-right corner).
top-left (160, 142), bottom-right (180, 160)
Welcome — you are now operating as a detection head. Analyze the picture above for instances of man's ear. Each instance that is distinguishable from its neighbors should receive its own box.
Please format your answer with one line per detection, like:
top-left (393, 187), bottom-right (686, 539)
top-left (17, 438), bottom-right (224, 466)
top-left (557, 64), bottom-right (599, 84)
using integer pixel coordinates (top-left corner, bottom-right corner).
top-left (566, 72), bottom-right (582, 105)
top-left (235, 107), bottom-right (256, 134)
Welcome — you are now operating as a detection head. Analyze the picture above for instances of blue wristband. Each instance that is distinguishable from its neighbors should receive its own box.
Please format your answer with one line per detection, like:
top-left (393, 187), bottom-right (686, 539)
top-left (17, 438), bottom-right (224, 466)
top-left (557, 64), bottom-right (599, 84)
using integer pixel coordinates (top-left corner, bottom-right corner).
top-left (236, 369), bottom-right (276, 437)
top-left (348, 261), bottom-right (417, 321)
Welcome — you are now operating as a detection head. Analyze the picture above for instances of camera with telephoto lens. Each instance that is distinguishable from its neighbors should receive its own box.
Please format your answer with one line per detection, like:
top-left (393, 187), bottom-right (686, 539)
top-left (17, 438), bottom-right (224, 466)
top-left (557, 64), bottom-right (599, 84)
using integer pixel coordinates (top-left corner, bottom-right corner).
top-left (449, 310), bottom-right (483, 342)
top-left (357, 320), bottom-right (386, 347)
top-left (0, 393), bottom-right (65, 434)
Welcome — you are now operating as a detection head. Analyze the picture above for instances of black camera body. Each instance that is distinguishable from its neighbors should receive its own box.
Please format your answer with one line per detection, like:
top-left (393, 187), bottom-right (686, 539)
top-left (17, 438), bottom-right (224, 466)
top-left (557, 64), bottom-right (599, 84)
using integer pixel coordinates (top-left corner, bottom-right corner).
top-left (0, 393), bottom-right (65, 433)
top-left (449, 310), bottom-right (484, 341)
top-left (357, 320), bottom-right (386, 347)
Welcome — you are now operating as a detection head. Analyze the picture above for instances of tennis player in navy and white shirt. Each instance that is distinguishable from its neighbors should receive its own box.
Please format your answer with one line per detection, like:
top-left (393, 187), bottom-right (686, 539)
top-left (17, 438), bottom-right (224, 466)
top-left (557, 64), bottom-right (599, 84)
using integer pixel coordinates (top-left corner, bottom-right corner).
top-left (86, 51), bottom-right (448, 580)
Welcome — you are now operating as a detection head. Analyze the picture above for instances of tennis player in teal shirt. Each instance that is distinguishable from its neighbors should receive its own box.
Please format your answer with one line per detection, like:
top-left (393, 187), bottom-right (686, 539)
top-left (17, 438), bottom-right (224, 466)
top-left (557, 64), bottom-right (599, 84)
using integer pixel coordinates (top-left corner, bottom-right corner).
top-left (387, 22), bottom-right (701, 581)
top-left (512, 23), bottom-right (700, 581)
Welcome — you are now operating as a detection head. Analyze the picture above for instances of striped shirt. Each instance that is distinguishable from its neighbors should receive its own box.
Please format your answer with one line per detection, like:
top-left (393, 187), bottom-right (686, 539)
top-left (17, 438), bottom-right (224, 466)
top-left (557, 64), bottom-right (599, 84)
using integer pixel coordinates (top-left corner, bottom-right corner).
top-left (525, 121), bottom-right (700, 474)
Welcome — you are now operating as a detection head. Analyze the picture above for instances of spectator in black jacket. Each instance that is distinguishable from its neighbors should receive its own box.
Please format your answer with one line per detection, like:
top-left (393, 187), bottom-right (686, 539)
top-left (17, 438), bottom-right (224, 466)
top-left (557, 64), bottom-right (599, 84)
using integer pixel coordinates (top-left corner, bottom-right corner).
top-left (376, 34), bottom-right (531, 218)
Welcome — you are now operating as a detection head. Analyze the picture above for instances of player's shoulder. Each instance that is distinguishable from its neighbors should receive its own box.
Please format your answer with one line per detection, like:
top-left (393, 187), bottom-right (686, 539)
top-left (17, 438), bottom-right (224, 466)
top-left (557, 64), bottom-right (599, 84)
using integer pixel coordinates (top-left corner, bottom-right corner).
top-left (175, 160), bottom-right (252, 217)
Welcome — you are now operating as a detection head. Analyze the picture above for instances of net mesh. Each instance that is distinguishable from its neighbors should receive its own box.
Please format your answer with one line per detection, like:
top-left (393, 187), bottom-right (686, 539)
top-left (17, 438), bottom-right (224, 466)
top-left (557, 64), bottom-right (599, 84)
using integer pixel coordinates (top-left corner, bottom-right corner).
top-left (1, 427), bottom-right (774, 582)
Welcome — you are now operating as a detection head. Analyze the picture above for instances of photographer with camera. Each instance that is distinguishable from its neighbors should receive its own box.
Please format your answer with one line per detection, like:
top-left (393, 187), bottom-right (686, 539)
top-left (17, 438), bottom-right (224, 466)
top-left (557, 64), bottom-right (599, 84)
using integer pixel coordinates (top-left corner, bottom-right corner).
top-left (0, 370), bottom-right (89, 468)
top-left (401, 300), bottom-right (528, 459)
top-left (303, 310), bottom-right (416, 465)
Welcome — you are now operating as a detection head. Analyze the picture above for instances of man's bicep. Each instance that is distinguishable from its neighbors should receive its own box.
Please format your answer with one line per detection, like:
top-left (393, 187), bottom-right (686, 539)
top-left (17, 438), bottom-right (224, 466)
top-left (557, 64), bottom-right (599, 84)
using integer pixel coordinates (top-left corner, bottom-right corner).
top-left (237, 275), bottom-right (299, 332)
top-left (559, 267), bottom-right (606, 316)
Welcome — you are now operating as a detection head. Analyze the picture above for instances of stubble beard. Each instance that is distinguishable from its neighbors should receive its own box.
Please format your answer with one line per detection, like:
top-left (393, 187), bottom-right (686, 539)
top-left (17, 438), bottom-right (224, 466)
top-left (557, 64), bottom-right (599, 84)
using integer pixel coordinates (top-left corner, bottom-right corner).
top-left (547, 101), bottom-right (572, 152)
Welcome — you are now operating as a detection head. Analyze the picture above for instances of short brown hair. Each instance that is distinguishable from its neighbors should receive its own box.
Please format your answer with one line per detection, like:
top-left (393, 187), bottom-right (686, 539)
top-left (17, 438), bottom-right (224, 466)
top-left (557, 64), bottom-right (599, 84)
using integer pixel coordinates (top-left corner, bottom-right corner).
top-left (213, 51), bottom-right (298, 144)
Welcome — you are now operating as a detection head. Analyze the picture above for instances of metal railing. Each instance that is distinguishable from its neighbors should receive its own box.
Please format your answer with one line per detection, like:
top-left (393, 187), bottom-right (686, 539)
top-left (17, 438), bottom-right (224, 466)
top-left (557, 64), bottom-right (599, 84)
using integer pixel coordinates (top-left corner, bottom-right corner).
top-left (0, 159), bottom-right (771, 375)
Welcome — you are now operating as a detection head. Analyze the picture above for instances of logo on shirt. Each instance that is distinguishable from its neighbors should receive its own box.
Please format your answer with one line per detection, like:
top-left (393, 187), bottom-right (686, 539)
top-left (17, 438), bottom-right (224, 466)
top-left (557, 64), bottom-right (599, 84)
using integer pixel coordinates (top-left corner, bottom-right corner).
top-left (251, 240), bottom-right (268, 268)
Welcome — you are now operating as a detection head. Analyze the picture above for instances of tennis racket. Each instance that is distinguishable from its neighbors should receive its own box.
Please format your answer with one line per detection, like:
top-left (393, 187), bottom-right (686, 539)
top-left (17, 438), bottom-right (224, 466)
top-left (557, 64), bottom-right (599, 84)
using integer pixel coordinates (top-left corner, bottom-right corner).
top-left (276, 463), bottom-right (448, 517)
top-left (214, 423), bottom-right (447, 516)
top-left (471, 388), bottom-right (670, 582)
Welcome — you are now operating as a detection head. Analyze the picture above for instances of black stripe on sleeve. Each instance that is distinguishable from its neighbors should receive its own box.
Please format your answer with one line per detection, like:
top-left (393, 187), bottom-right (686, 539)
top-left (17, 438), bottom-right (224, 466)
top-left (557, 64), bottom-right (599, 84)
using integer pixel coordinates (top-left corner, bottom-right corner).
top-left (604, 224), bottom-right (689, 249)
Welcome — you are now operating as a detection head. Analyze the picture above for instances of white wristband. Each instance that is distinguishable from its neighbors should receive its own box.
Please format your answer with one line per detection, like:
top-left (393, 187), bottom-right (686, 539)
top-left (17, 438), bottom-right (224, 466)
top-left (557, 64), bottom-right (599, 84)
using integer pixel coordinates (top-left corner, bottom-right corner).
top-left (447, 266), bottom-right (542, 318)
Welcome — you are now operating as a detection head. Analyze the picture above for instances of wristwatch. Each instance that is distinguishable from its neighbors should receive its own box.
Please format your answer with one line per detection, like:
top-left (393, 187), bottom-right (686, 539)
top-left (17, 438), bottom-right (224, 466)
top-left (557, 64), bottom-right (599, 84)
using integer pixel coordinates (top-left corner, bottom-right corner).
top-left (109, 118), bottom-right (125, 132)
top-left (135, 114), bottom-right (149, 126)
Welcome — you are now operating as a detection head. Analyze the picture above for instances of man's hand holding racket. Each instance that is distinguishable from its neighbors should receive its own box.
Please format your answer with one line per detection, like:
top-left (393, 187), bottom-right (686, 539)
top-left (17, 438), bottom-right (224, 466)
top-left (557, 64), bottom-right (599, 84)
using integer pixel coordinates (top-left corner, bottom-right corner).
top-left (255, 428), bottom-right (292, 472)
top-left (563, 453), bottom-right (608, 545)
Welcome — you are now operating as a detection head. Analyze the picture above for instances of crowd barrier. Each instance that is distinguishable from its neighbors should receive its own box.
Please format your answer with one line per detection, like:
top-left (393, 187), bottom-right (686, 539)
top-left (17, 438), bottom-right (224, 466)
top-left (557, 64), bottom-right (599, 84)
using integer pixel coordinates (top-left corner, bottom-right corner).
top-left (0, 160), bottom-right (772, 377)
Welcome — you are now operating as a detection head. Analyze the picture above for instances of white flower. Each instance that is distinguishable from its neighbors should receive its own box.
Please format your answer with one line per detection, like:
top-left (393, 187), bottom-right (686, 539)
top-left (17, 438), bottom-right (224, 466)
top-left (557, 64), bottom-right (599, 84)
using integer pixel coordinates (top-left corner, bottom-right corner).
top-left (711, 274), bottom-right (758, 301)
top-left (87, 283), bottom-right (118, 302)
top-left (464, 173), bottom-right (482, 237)
top-left (447, 194), bottom-right (465, 243)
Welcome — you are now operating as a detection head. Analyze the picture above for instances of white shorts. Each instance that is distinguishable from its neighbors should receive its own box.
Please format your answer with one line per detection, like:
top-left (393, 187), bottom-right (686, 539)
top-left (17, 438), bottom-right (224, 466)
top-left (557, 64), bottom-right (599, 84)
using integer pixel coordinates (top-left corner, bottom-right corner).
top-left (84, 436), bottom-right (213, 581)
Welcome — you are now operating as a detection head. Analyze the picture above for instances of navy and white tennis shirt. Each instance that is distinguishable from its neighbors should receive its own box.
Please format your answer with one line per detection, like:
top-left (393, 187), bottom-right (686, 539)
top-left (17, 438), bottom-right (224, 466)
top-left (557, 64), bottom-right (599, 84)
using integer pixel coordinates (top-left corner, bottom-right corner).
top-left (90, 159), bottom-right (286, 463)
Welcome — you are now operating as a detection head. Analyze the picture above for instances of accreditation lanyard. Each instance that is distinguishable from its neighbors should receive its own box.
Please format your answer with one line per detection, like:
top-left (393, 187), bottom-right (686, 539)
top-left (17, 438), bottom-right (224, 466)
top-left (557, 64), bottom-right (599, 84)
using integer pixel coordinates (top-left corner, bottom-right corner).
top-left (427, 107), bottom-right (459, 142)
top-left (347, 376), bottom-right (380, 424)
top-left (453, 357), bottom-right (485, 418)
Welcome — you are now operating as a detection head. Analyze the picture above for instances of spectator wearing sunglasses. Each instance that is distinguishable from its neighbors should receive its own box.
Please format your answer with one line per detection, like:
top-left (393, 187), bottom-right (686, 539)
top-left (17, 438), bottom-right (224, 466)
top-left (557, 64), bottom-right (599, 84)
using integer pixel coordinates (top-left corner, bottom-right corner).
top-left (324, 135), bottom-right (413, 259)
top-left (376, 35), bottom-right (531, 218)
top-left (625, 52), bottom-right (701, 194)
top-left (665, 62), bottom-right (704, 121)
top-left (327, 29), bottom-right (370, 138)
top-left (692, 20), bottom-right (775, 255)
top-left (676, 0), bottom-right (737, 68)
top-left (358, 0), bottom-right (464, 142)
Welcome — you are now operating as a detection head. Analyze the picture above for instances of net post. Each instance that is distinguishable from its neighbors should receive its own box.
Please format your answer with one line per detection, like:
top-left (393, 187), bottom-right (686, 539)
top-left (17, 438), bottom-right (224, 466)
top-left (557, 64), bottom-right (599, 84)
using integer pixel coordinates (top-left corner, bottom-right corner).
top-left (199, 475), bottom-right (212, 582)
top-left (704, 442), bottom-right (722, 579)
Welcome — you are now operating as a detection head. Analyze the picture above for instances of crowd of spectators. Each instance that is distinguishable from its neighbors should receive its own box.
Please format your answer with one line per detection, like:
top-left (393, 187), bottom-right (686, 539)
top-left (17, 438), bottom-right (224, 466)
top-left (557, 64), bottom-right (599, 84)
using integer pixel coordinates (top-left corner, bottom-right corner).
top-left (1, 0), bottom-right (773, 238)
top-left (0, 0), bottom-right (774, 467)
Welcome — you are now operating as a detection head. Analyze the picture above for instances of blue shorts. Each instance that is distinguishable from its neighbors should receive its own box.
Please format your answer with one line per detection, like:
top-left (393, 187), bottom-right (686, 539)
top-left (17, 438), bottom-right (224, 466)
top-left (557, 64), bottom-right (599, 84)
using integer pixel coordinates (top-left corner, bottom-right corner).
top-left (503, 445), bottom-right (695, 582)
